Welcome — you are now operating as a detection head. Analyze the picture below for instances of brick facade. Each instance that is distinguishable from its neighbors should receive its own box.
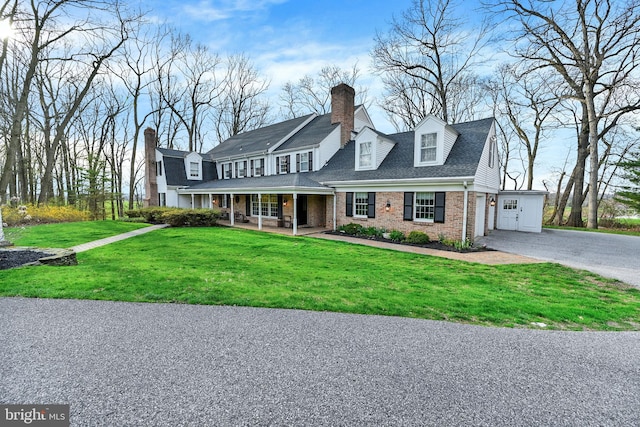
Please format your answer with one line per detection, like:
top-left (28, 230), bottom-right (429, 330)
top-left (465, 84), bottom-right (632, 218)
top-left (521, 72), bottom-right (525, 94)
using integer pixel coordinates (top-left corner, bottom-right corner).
top-left (329, 191), bottom-right (482, 242)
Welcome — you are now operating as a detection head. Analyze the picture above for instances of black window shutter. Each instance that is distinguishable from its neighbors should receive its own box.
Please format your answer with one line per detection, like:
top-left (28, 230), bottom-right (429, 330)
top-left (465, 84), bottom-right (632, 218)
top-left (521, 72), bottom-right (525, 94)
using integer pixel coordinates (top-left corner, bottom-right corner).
top-left (308, 151), bottom-right (313, 171)
top-left (435, 192), bottom-right (446, 223)
top-left (276, 157), bottom-right (280, 174)
top-left (296, 153), bottom-right (300, 172)
top-left (245, 195), bottom-right (251, 216)
top-left (286, 156), bottom-right (290, 173)
top-left (403, 192), bottom-right (414, 221)
top-left (277, 194), bottom-right (283, 219)
top-left (234, 162), bottom-right (238, 178)
top-left (367, 192), bottom-right (376, 218)
top-left (346, 192), bottom-right (353, 217)
top-left (249, 160), bottom-right (254, 177)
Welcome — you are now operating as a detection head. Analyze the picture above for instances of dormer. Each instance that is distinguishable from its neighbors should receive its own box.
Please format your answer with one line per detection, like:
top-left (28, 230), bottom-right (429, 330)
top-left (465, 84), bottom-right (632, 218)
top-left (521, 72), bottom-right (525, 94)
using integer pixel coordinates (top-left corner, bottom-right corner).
top-left (413, 115), bottom-right (459, 167)
top-left (355, 127), bottom-right (395, 171)
top-left (184, 152), bottom-right (203, 180)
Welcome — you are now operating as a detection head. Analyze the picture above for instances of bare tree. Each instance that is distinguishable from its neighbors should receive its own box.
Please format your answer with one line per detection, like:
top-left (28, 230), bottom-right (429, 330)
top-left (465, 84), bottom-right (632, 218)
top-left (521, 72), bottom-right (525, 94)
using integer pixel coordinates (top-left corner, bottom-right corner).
top-left (372, 0), bottom-right (490, 126)
top-left (495, 0), bottom-right (640, 228)
top-left (158, 33), bottom-right (221, 152)
top-left (492, 64), bottom-right (562, 189)
top-left (214, 53), bottom-right (270, 143)
top-left (279, 64), bottom-right (368, 119)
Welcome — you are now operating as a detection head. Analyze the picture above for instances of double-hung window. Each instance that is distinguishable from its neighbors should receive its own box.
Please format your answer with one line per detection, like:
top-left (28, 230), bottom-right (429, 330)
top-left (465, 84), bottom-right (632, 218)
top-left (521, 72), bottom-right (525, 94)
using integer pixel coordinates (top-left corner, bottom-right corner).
top-left (235, 161), bottom-right (246, 178)
top-left (415, 192), bottom-right (435, 221)
top-left (253, 159), bottom-right (264, 176)
top-left (354, 192), bottom-right (369, 217)
top-left (359, 141), bottom-right (372, 168)
top-left (277, 156), bottom-right (289, 174)
top-left (223, 163), bottom-right (232, 179)
top-left (189, 162), bottom-right (199, 178)
top-left (299, 153), bottom-right (310, 172)
top-left (420, 133), bottom-right (437, 163)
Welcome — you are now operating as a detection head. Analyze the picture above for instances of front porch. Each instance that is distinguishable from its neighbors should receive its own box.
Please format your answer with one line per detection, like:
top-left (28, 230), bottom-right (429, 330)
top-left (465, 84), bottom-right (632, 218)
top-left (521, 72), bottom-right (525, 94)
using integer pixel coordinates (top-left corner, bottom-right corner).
top-left (216, 218), bottom-right (326, 236)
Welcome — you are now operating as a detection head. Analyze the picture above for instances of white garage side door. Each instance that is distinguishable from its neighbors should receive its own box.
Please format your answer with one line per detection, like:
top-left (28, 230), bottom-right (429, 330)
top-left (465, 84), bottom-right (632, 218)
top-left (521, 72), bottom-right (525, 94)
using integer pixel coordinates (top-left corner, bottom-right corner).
top-left (475, 194), bottom-right (486, 237)
top-left (497, 197), bottom-right (519, 231)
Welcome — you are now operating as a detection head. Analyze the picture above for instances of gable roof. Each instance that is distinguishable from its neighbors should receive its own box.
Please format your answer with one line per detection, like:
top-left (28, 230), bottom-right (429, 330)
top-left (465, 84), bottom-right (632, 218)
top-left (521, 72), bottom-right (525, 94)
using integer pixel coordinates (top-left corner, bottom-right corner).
top-left (311, 117), bottom-right (494, 183)
top-left (274, 113), bottom-right (338, 152)
top-left (207, 114), bottom-right (314, 159)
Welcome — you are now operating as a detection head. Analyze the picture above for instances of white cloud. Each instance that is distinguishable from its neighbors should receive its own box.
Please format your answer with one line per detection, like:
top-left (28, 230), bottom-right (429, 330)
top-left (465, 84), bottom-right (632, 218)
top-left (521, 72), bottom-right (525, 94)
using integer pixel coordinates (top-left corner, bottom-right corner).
top-left (182, 0), bottom-right (288, 22)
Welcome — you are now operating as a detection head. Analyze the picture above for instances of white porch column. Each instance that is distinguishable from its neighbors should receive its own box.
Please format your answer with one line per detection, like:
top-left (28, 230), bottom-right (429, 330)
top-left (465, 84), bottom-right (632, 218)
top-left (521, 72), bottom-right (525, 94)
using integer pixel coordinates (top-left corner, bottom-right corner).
top-left (190, 194), bottom-right (195, 209)
top-left (332, 193), bottom-right (337, 231)
top-left (258, 193), bottom-right (262, 230)
top-left (209, 194), bottom-right (213, 209)
top-left (230, 193), bottom-right (235, 226)
top-left (292, 193), bottom-right (298, 236)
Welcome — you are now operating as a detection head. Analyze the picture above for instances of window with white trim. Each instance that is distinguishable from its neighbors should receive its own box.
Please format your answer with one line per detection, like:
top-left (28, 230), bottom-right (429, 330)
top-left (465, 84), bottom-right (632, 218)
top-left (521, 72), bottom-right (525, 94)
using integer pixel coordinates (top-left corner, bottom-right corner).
top-left (354, 192), bottom-right (369, 217)
top-left (253, 158), bottom-right (264, 176)
top-left (251, 194), bottom-right (278, 217)
top-left (420, 133), bottom-right (437, 163)
top-left (235, 161), bottom-right (246, 178)
top-left (277, 156), bottom-right (289, 174)
top-left (503, 199), bottom-right (518, 210)
top-left (189, 162), bottom-right (199, 177)
top-left (299, 152), bottom-right (310, 172)
top-left (359, 141), bottom-right (372, 168)
top-left (159, 193), bottom-right (166, 206)
top-left (223, 163), bottom-right (232, 179)
top-left (415, 192), bottom-right (435, 221)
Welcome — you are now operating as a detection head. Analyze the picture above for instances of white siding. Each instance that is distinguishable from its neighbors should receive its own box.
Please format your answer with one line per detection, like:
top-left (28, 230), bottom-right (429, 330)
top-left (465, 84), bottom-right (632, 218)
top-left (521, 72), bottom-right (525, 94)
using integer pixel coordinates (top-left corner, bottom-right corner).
top-left (375, 138), bottom-right (395, 169)
top-left (473, 121), bottom-right (500, 193)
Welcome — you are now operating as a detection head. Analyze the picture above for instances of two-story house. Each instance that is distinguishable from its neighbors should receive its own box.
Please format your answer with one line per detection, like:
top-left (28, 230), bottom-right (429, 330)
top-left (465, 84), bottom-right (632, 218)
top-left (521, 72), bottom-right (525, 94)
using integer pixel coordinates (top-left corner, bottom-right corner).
top-left (144, 83), bottom-right (501, 241)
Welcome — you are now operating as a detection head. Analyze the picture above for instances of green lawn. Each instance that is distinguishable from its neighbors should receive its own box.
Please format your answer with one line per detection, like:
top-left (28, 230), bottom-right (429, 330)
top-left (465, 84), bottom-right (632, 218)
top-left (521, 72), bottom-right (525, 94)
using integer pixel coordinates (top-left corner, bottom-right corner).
top-left (1, 223), bottom-right (639, 331)
top-left (3, 221), bottom-right (150, 247)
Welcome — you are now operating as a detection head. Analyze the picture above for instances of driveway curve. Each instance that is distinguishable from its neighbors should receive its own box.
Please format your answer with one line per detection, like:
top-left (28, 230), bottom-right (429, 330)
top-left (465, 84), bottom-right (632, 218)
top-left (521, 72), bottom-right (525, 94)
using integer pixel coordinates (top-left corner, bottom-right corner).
top-left (1, 298), bottom-right (638, 426)
top-left (477, 229), bottom-right (640, 288)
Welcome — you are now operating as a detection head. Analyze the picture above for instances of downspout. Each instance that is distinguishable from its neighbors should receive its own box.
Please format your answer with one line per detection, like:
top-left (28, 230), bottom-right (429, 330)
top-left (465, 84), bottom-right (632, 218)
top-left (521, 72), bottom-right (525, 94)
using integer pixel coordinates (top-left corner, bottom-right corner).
top-left (293, 193), bottom-right (298, 236)
top-left (462, 181), bottom-right (468, 242)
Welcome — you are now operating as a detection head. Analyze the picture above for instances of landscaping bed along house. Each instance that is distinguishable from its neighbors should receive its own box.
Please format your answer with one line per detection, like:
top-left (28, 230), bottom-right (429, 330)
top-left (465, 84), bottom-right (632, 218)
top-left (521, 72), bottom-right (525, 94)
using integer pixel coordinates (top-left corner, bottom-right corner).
top-left (329, 223), bottom-right (492, 253)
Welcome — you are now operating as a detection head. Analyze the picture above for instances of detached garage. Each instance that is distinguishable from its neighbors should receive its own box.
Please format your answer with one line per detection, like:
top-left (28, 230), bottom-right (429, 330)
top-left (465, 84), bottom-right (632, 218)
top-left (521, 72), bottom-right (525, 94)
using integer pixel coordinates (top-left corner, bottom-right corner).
top-left (496, 190), bottom-right (547, 233)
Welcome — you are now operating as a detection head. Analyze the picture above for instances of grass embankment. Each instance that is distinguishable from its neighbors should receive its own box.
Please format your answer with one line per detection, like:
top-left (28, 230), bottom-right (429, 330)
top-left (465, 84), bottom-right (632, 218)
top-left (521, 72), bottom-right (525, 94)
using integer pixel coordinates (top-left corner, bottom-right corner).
top-left (1, 223), bottom-right (639, 331)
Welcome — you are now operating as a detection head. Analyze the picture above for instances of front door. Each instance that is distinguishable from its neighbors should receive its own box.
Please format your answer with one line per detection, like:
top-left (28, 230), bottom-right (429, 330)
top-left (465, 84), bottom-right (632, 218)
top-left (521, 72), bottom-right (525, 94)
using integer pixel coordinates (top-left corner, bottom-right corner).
top-left (297, 195), bottom-right (308, 226)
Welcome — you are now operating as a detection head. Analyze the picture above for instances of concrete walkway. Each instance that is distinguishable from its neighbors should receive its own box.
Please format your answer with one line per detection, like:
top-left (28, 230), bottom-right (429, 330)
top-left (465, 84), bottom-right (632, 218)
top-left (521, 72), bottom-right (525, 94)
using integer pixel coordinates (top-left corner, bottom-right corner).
top-left (312, 232), bottom-right (544, 265)
top-left (69, 224), bottom-right (169, 253)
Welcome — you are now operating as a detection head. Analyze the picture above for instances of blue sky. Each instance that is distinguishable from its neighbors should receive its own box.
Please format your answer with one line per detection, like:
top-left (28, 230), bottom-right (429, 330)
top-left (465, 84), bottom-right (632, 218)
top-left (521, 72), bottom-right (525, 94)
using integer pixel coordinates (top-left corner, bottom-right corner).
top-left (137, 0), bottom-right (425, 131)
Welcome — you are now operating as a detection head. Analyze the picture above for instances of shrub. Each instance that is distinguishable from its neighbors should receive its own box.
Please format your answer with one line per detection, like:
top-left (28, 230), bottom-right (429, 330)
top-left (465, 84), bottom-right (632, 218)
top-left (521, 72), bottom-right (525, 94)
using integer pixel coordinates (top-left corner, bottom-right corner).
top-left (1, 204), bottom-right (89, 226)
top-left (130, 207), bottom-right (176, 224)
top-left (453, 238), bottom-right (472, 251)
top-left (388, 230), bottom-right (405, 242)
top-left (405, 230), bottom-right (430, 244)
top-left (339, 223), bottom-right (365, 236)
top-left (159, 209), bottom-right (220, 227)
top-left (363, 226), bottom-right (385, 238)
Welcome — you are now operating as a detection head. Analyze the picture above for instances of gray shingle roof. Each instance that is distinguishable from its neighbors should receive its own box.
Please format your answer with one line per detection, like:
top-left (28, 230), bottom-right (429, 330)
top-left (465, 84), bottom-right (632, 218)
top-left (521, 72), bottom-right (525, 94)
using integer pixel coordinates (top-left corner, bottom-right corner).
top-left (274, 113), bottom-right (338, 152)
top-left (182, 173), bottom-right (331, 193)
top-left (311, 117), bottom-right (494, 183)
top-left (207, 114), bottom-right (314, 159)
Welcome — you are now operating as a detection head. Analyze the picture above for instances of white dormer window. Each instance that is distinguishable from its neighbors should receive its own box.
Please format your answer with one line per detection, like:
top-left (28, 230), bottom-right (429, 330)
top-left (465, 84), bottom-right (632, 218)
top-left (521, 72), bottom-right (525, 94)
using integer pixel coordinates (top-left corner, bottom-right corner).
top-left (359, 141), bottom-right (372, 168)
top-left (420, 133), bottom-right (437, 163)
top-left (189, 162), bottom-right (199, 177)
top-left (252, 158), bottom-right (264, 176)
top-left (235, 160), bottom-right (246, 178)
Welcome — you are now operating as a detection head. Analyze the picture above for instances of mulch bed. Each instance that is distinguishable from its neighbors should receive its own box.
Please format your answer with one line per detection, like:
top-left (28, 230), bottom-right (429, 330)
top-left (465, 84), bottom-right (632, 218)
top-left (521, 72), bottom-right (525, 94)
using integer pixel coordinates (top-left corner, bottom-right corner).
top-left (0, 249), bottom-right (54, 270)
top-left (324, 231), bottom-right (494, 253)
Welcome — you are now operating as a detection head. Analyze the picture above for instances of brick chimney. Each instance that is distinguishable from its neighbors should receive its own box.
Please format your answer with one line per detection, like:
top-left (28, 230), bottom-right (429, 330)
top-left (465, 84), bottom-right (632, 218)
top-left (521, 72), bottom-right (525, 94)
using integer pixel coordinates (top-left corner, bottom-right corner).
top-left (143, 127), bottom-right (158, 207)
top-left (331, 83), bottom-right (355, 148)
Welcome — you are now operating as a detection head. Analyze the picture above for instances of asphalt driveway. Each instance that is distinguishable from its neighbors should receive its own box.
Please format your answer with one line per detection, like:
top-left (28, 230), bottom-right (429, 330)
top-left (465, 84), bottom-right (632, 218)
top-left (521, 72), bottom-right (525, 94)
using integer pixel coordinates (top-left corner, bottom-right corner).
top-left (1, 298), bottom-right (639, 426)
top-left (477, 228), bottom-right (640, 288)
